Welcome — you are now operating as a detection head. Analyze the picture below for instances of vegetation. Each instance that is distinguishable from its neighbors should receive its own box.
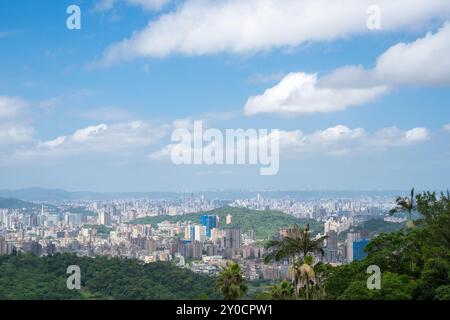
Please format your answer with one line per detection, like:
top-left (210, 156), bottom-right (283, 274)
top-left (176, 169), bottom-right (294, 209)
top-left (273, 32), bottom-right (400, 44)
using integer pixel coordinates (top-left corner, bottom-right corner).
top-left (0, 197), bottom-right (35, 210)
top-left (0, 253), bottom-right (219, 300)
top-left (83, 224), bottom-right (113, 236)
top-left (68, 206), bottom-right (97, 217)
top-left (270, 280), bottom-right (295, 300)
top-left (216, 261), bottom-right (248, 300)
top-left (264, 224), bottom-right (327, 299)
top-left (256, 191), bottom-right (450, 300)
top-left (131, 206), bottom-right (323, 240)
top-left (338, 218), bottom-right (406, 241)
top-left (390, 188), bottom-right (416, 228)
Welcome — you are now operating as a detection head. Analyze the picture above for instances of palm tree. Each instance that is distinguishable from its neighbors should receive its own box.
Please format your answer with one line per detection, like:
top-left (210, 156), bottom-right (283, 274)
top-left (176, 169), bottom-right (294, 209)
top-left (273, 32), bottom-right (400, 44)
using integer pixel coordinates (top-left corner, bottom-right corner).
top-left (264, 224), bottom-right (327, 299)
top-left (293, 255), bottom-right (316, 300)
top-left (216, 261), bottom-right (248, 300)
top-left (390, 188), bottom-right (416, 228)
top-left (270, 280), bottom-right (295, 300)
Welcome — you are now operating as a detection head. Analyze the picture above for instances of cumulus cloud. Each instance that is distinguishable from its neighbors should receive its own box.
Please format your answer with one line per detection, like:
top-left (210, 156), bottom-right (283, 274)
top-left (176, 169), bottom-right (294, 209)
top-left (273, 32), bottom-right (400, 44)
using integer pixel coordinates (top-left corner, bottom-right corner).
top-left (375, 22), bottom-right (450, 86)
top-left (35, 121), bottom-right (167, 157)
top-left (98, 0), bottom-right (450, 65)
top-left (0, 96), bottom-right (34, 147)
top-left (245, 73), bottom-right (388, 115)
top-left (149, 124), bottom-right (429, 161)
top-left (246, 23), bottom-right (450, 115)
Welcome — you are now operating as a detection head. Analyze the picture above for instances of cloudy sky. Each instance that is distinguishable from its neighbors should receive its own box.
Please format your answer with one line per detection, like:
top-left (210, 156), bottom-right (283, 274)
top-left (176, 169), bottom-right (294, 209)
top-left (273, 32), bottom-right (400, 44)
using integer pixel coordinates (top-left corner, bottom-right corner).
top-left (0, 0), bottom-right (449, 192)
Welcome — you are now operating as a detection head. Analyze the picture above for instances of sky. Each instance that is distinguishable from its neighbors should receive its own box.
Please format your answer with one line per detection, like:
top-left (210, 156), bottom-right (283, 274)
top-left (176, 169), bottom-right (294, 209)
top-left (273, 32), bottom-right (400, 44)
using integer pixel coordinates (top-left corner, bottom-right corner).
top-left (0, 0), bottom-right (449, 192)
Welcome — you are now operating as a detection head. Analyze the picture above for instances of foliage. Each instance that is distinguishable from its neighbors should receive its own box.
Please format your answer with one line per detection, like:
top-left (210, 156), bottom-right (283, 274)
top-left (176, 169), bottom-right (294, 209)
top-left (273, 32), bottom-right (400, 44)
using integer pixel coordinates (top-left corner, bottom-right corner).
top-left (216, 261), bottom-right (248, 300)
top-left (132, 206), bottom-right (323, 240)
top-left (324, 191), bottom-right (450, 300)
top-left (390, 188), bottom-right (416, 228)
top-left (0, 253), bottom-right (219, 300)
top-left (270, 280), bottom-right (295, 300)
top-left (264, 224), bottom-right (327, 299)
top-left (0, 197), bottom-right (35, 210)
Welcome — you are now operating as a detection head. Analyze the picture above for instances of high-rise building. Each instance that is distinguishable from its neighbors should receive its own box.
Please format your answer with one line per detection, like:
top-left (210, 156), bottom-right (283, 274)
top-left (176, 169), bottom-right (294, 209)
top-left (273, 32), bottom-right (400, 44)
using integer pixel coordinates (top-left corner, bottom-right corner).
top-left (145, 239), bottom-right (157, 253)
top-left (224, 228), bottom-right (242, 249)
top-left (248, 229), bottom-right (255, 241)
top-left (226, 214), bottom-right (233, 225)
top-left (192, 241), bottom-right (203, 260)
top-left (22, 241), bottom-right (42, 256)
top-left (199, 215), bottom-right (217, 238)
top-left (46, 242), bottom-right (56, 255)
top-left (194, 224), bottom-right (207, 242)
top-left (98, 210), bottom-right (111, 226)
top-left (346, 230), bottom-right (360, 263)
top-left (353, 239), bottom-right (370, 261)
top-left (0, 236), bottom-right (6, 255)
top-left (326, 230), bottom-right (338, 250)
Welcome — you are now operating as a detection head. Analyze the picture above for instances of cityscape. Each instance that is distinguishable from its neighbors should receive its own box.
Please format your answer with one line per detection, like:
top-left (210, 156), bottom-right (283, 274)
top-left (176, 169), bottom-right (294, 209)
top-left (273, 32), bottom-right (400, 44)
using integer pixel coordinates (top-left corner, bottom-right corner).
top-left (0, 0), bottom-right (449, 306)
top-left (1, 190), bottom-right (407, 281)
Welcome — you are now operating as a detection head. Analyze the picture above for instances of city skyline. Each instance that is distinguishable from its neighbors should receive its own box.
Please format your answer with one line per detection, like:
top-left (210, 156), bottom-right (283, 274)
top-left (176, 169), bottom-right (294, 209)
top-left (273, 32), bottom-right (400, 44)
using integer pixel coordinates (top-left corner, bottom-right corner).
top-left (1, 0), bottom-right (450, 192)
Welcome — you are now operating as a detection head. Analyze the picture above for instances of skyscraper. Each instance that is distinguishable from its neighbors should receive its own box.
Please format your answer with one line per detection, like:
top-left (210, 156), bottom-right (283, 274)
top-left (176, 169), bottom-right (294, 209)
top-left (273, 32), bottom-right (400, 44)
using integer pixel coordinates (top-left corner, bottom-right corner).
top-left (224, 228), bottom-right (242, 249)
top-left (199, 215), bottom-right (217, 238)
top-left (346, 230), bottom-right (361, 263)
top-left (194, 224), bottom-right (207, 242)
top-left (99, 210), bottom-right (111, 226)
top-left (353, 239), bottom-right (370, 261)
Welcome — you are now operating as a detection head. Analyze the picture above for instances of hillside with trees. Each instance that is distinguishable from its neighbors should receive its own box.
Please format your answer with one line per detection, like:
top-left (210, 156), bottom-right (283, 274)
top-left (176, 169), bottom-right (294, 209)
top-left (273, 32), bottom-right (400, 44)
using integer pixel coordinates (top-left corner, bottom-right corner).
top-left (131, 206), bottom-right (323, 240)
top-left (0, 253), bottom-right (219, 300)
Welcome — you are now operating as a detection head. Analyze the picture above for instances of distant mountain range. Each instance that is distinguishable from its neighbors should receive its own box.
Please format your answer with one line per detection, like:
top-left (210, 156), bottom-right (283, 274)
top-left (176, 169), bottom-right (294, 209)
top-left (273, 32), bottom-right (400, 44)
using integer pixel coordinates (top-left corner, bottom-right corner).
top-left (0, 187), bottom-right (405, 202)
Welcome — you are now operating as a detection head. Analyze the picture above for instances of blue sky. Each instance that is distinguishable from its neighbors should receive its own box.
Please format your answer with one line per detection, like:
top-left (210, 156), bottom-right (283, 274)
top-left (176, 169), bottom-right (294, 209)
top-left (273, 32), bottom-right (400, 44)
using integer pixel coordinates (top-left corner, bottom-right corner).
top-left (0, 0), bottom-right (449, 192)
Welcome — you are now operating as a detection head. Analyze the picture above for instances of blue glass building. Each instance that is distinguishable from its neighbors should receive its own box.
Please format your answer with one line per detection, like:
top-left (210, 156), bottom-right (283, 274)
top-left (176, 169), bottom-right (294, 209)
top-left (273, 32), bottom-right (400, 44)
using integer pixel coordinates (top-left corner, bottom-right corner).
top-left (199, 215), bottom-right (217, 238)
top-left (353, 238), bottom-right (370, 261)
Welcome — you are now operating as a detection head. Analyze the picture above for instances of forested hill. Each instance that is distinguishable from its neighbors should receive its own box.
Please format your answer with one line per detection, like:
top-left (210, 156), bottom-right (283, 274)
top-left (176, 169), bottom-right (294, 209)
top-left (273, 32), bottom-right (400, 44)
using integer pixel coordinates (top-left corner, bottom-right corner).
top-left (0, 197), bottom-right (35, 210)
top-left (131, 206), bottom-right (323, 240)
top-left (0, 253), bottom-right (219, 300)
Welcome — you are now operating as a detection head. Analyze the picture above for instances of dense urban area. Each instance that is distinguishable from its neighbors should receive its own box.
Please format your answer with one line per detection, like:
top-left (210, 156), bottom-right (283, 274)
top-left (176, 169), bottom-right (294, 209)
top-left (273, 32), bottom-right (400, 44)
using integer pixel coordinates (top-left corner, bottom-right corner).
top-left (0, 190), bottom-right (406, 281)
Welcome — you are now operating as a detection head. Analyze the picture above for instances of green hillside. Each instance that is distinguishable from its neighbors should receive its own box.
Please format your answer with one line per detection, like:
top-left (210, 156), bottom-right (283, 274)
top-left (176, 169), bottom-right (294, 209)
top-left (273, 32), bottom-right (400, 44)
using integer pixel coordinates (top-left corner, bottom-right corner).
top-left (131, 206), bottom-right (323, 240)
top-left (0, 253), bottom-right (219, 300)
top-left (0, 197), bottom-right (35, 210)
top-left (338, 218), bottom-right (407, 241)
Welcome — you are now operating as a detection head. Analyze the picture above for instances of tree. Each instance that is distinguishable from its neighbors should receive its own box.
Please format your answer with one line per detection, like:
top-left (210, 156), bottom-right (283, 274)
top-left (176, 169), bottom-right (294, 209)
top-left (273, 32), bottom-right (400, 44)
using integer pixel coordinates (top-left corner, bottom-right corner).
top-left (264, 224), bottom-right (327, 298)
top-left (216, 261), bottom-right (248, 300)
top-left (270, 280), bottom-right (295, 300)
top-left (390, 188), bottom-right (416, 228)
top-left (340, 272), bottom-right (417, 300)
top-left (294, 255), bottom-right (316, 300)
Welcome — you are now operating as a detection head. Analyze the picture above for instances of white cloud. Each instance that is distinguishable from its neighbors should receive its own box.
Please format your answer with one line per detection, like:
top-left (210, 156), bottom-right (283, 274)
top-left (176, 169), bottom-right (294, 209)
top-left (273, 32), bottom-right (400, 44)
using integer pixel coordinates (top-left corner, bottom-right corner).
top-left (0, 96), bottom-right (28, 119)
top-left (245, 72), bottom-right (388, 115)
top-left (279, 125), bottom-right (429, 156)
top-left (0, 125), bottom-right (34, 146)
top-left (98, 0), bottom-right (450, 65)
top-left (444, 124), bottom-right (450, 132)
top-left (375, 22), bottom-right (450, 86)
top-left (0, 96), bottom-right (34, 148)
top-left (149, 124), bottom-right (429, 161)
top-left (246, 23), bottom-right (450, 115)
top-left (35, 121), bottom-right (167, 157)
